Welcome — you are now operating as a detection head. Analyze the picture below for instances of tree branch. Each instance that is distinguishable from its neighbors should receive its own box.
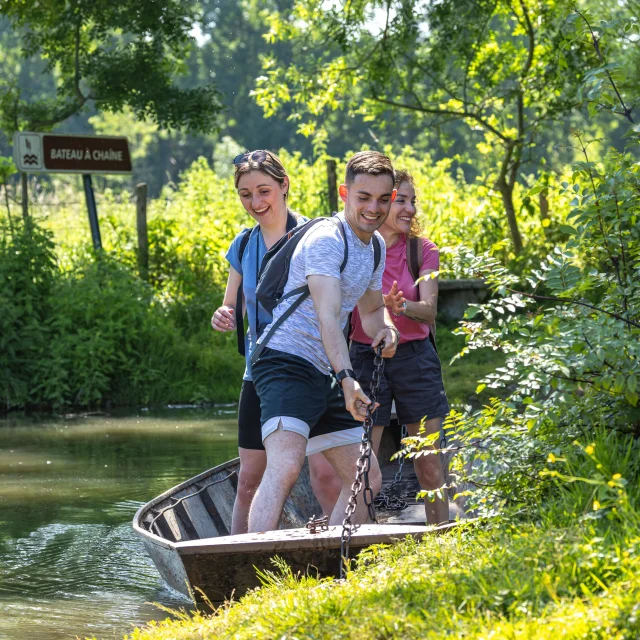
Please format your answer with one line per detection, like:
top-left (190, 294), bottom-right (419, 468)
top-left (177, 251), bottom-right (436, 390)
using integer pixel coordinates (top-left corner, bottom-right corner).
top-left (575, 9), bottom-right (634, 123)
top-left (370, 96), bottom-right (511, 142)
top-left (506, 287), bottom-right (640, 329)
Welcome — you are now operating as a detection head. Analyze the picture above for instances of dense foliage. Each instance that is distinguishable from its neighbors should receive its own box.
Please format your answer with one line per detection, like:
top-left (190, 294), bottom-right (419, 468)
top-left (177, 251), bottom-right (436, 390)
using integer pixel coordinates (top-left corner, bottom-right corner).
top-left (0, 0), bottom-right (222, 134)
top-left (0, 221), bottom-right (244, 410)
top-left (253, 0), bottom-right (600, 253)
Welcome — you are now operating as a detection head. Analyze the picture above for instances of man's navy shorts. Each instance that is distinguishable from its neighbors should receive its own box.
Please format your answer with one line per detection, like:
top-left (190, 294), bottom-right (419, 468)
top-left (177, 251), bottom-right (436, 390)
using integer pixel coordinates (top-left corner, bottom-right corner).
top-left (252, 347), bottom-right (363, 455)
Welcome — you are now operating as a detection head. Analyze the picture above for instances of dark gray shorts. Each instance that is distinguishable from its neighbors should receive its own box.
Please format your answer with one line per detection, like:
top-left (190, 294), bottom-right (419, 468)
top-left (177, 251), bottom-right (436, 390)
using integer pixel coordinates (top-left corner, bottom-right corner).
top-left (350, 337), bottom-right (450, 426)
top-left (237, 380), bottom-right (264, 451)
top-left (252, 347), bottom-right (364, 455)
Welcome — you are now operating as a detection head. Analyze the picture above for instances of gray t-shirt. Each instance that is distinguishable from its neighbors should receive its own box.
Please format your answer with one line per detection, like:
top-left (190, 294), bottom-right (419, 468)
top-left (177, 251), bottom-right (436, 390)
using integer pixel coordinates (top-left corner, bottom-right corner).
top-left (259, 212), bottom-right (386, 374)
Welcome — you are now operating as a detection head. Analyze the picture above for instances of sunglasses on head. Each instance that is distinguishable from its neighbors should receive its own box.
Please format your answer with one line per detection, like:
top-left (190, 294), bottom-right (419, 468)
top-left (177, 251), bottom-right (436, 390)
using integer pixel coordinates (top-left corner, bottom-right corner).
top-left (232, 150), bottom-right (269, 165)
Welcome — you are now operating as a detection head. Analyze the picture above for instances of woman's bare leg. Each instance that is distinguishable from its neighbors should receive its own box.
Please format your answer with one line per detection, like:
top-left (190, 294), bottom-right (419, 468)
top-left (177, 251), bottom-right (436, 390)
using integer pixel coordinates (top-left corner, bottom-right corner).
top-left (407, 419), bottom-right (449, 525)
top-left (309, 452), bottom-right (342, 517)
top-left (231, 447), bottom-right (267, 534)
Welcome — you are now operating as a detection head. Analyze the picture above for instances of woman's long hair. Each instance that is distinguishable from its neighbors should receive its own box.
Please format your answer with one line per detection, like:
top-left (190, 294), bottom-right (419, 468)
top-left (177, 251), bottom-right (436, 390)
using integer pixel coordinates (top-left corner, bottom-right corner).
top-left (394, 168), bottom-right (423, 239)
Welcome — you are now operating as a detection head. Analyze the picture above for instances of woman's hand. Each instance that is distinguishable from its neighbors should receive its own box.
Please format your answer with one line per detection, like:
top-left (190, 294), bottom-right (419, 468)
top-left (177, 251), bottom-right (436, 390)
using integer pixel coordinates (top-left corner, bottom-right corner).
top-left (383, 281), bottom-right (407, 316)
top-left (211, 305), bottom-right (236, 331)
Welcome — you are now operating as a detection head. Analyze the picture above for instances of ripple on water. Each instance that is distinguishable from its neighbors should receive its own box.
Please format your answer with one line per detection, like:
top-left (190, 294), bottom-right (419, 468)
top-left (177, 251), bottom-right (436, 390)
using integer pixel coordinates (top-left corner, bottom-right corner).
top-left (0, 410), bottom-right (235, 639)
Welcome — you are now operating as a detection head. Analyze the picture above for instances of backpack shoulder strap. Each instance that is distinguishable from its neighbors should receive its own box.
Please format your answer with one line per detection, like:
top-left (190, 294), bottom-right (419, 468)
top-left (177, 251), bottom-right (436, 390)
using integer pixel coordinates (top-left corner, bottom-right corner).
top-left (372, 234), bottom-right (382, 273)
top-left (406, 235), bottom-right (423, 284)
top-left (335, 218), bottom-right (349, 272)
top-left (235, 227), bottom-right (255, 357)
top-left (250, 287), bottom-right (311, 366)
top-left (237, 227), bottom-right (253, 263)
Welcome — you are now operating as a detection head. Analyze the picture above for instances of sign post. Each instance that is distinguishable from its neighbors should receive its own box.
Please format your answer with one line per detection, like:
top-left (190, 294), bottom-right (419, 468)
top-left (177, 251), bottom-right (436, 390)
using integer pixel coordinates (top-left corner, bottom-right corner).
top-left (13, 132), bottom-right (132, 250)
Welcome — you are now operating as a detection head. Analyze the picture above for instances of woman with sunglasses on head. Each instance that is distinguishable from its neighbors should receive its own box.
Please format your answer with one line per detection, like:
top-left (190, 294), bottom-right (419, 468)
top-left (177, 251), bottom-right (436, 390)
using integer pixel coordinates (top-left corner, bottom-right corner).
top-left (349, 169), bottom-right (451, 525)
top-left (211, 150), bottom-right (338, 533)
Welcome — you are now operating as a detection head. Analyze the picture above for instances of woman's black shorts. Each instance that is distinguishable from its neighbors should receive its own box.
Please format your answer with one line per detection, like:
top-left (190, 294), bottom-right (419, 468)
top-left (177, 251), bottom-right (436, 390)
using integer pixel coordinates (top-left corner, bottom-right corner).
top-left (237, 380), bottom-right (264, 450)
top-left (350, 337), bottom-right (450, 426)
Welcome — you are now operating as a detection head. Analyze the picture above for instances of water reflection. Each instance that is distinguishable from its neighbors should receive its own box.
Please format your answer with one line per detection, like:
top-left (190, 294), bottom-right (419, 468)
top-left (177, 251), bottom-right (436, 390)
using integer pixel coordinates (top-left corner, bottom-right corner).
top-left (0, 409), bottom-right (239, 639)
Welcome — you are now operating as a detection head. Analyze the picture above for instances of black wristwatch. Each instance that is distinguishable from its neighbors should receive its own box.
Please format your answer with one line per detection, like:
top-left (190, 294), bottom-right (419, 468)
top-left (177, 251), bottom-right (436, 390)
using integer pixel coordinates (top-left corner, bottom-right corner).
top-left (335, 368), bottom-right (356, 385)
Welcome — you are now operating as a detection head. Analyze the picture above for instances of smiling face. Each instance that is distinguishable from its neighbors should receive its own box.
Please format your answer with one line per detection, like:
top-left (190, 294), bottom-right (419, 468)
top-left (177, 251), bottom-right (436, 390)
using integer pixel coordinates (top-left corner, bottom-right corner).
top-left (382, 181), bottom-right (417, 237)
top-left (236, 170), bottom-right (289, 226)
top-left (340, 173), bottom-right (396, 242)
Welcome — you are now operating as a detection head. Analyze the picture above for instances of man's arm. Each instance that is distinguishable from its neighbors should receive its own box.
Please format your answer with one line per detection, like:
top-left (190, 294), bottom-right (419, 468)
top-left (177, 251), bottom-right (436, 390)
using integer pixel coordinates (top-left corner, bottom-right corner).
top-left (356, 287), bottom-right (399, 358)
top-left (307, 274), bottom-right (373, 422)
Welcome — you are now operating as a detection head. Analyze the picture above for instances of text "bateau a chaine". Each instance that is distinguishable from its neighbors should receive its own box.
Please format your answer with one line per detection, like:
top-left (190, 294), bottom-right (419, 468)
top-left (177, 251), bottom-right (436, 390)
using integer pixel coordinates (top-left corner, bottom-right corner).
top-left (50, 148), bottom-right (124, 162)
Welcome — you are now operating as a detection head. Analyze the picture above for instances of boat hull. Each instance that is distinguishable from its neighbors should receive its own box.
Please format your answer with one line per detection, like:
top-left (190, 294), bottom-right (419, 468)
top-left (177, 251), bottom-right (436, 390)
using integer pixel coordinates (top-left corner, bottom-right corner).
top-left (133, 430), bottom-right (458, 602)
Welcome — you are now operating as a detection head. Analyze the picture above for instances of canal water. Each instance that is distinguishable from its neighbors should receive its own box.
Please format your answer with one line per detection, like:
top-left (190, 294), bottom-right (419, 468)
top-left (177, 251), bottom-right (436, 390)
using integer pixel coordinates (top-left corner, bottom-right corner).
top-left (0, 409), bottom-right (240, 640)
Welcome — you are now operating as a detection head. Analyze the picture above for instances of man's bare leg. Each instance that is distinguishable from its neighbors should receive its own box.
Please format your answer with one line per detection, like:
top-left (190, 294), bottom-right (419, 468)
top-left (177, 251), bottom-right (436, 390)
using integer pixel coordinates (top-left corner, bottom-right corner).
top-left (308, 452), bottom-right (342, 517)
top-left (371, 425), bottom-right (384, 457)
top-left (247, 426), bottom-right (307, 533)
top-left (231, 448), bottom-right (267, 534)
top-left (322, 442), bottom-right (382, 526)
top-left (407, 418), bottom-right (449, 525)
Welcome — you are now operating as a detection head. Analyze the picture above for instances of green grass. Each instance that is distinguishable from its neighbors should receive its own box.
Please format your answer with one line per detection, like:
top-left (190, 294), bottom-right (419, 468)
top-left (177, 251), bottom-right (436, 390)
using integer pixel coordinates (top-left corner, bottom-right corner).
top-left (125, 516), bottom-right (640, 640)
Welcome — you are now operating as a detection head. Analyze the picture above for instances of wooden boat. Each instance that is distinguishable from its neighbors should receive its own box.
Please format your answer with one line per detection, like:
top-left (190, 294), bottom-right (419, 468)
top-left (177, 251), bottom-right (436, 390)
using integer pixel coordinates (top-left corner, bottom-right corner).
top-left (133, 430), bottom-right (461, 603)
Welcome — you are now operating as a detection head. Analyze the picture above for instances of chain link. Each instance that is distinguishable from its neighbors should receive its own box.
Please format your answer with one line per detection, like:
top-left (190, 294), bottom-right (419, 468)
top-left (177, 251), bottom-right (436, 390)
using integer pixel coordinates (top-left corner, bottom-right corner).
top-left (339, 344), bottom-right (385, 578)
top-left (373, 424), bottom-right (410, 511)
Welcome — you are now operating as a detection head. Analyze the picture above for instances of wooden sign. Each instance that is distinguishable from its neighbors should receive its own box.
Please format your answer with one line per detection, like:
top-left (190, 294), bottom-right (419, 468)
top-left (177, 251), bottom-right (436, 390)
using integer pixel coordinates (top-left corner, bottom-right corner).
top-left (13, 132), bottom-right (132, 174)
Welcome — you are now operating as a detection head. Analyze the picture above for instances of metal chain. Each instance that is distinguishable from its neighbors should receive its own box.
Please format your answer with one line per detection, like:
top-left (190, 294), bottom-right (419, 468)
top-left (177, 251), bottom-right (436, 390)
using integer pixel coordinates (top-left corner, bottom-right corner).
top-left (374, 424), bottom-right (410, 511)
top-left (339, 344), bottom-right (385, 578)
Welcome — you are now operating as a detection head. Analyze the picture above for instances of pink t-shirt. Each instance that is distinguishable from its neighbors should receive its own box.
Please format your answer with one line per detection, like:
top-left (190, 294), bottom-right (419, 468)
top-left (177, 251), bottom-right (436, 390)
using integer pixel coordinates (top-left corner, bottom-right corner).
top-left (350, 234), bottom-right (439, 345)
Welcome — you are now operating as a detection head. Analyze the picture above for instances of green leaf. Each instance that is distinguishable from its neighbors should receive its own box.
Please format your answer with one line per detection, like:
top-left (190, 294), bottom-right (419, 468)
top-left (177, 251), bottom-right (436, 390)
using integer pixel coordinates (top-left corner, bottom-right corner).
top-left (625, 390), bottom-right (639, 407)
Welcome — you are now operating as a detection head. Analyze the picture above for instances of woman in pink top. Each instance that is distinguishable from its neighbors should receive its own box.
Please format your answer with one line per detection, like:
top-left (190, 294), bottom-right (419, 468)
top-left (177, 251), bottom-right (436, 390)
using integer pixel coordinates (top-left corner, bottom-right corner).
top-left (349, 169), bottom-right (450, 525)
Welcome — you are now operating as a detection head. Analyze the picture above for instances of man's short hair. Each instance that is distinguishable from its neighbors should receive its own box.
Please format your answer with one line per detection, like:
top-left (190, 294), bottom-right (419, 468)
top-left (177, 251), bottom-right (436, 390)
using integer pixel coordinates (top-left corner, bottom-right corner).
top-left (345, 151), bottom-right (395, 185)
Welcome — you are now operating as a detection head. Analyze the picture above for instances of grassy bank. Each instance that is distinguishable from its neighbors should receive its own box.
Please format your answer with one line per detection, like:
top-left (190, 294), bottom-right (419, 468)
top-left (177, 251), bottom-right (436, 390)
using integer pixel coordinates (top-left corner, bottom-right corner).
top-left (126, 515), bottom-right (640, 639)
top-left (123, 427), bottom-right (640, 639)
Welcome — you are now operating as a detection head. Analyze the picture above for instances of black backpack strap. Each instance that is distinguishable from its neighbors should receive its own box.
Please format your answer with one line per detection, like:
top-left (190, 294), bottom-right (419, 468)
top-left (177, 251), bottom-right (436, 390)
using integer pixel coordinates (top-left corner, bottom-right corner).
top-left (372, 234), bottom-right (382, 273)
top-left (286, 209), bottom-right (300, 232)
top-left (335, 218), bottom-right (349, 272)
top-left (406, 235), bottom-right (422, 287)
top-left (250, 286), bottom-right (311, 366)
top-left (253, 218), bottom-right (347, 365)
top-left (235, 227), bottom-right (254, 357)
top-left (407, 235), bottom-right (437, 352)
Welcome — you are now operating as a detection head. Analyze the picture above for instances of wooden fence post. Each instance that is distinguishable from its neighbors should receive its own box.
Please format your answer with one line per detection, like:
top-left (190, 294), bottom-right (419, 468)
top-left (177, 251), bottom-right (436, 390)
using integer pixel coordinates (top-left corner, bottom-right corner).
top-left (136, 182), bottom-right (149, 281)
top-left (326, 159), bottom-right (338, 214)
top-left (21, 172), bottom-right (29, 219)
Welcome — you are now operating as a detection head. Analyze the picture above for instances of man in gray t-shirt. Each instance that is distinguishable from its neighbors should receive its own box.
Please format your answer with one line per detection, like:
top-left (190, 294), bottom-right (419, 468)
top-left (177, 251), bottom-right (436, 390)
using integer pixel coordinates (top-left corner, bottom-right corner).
top-left (249, 151), bottom-right (400, 533)
top-left (265, 210), bottom-right (384, 374)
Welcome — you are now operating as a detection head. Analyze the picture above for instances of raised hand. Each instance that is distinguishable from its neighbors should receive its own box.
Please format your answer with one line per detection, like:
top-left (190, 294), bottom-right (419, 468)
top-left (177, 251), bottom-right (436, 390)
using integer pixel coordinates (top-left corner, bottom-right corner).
top-left (383, 280), bottom-right (407, 316)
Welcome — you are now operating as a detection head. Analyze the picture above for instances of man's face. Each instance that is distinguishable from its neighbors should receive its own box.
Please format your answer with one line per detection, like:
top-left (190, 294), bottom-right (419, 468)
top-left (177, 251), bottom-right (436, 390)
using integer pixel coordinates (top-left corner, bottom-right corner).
top-left (340, 173), bottom-right (396, 240)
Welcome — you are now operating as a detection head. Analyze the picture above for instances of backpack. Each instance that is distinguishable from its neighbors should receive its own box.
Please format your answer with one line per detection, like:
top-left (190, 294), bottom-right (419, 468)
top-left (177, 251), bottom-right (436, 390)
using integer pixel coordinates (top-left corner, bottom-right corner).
top-left (235, 211), bottom-right (300, 356)
top-left (250, 214), bottom-right (381, 366)
top-left (406, 235), bottom-right (437, 352)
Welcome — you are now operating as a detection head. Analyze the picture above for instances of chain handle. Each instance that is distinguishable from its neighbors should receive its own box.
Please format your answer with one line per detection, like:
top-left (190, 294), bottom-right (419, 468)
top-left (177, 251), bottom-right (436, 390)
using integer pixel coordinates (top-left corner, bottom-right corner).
top-left (339, 344), bottom-right (385, 578)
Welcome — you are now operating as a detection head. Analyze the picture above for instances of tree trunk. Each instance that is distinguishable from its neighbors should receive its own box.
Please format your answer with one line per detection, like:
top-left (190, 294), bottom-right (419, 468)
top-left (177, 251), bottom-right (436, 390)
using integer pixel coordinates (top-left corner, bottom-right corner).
top-left (326, 159), bottom-right (338, 214)
top-left (496, 181), bottom-right (523, 255)
top-left (21, 172), bottom-right (29, 219)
